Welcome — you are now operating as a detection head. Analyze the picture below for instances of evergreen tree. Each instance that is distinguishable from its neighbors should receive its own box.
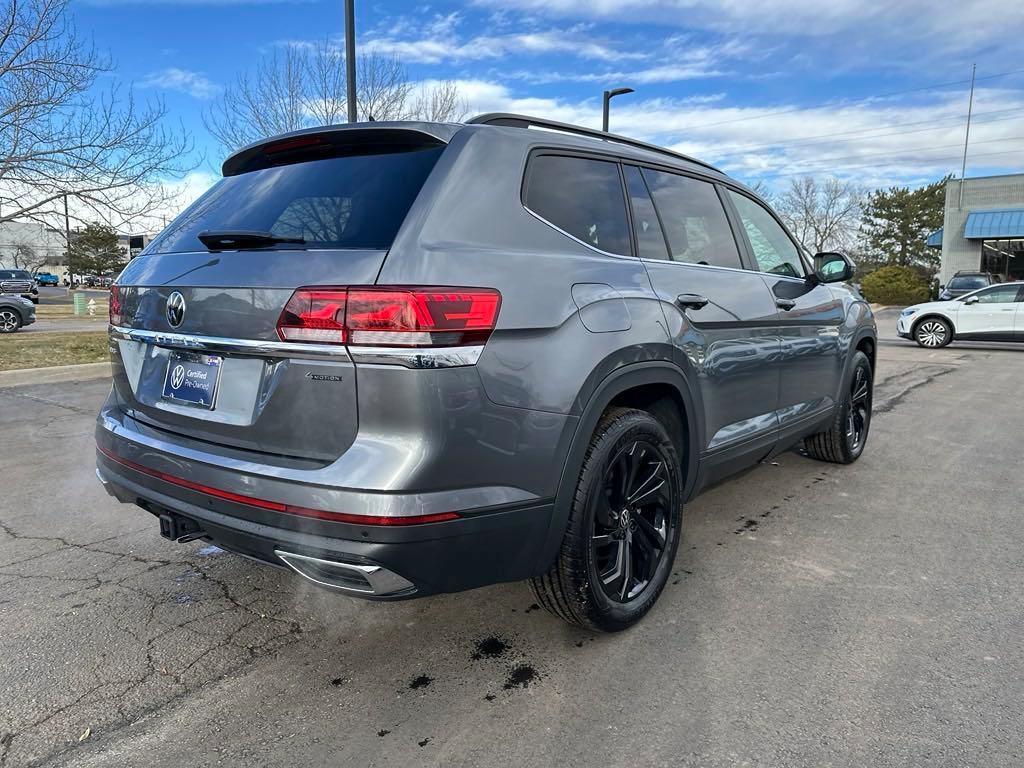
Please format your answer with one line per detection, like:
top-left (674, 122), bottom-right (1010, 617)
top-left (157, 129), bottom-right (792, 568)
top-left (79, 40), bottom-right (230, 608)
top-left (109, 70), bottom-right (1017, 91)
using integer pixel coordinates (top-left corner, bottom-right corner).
top-left (67, 223), bottom-right (124, 276)
top-left (860, 175), bottom-right (951, 274)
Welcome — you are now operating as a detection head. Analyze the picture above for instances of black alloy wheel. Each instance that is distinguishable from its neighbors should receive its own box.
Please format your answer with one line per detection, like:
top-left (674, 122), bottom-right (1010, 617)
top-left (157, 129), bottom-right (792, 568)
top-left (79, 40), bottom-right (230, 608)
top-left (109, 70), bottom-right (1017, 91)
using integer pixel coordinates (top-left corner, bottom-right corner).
top-left (846, 362), bottom-right (871, 454)
top-left (530, 407), bottom-right (683, 632)
top-left (592, 440), bottom-right (673, 603)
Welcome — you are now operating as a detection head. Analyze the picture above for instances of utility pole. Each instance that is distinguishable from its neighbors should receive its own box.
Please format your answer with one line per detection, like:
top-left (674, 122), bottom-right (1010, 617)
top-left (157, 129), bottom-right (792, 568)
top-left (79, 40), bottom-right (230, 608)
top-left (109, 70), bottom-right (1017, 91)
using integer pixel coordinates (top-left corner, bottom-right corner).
top-left (602, 87), bottom-right (635, 132)
top-left (344, 0), bottom-right (357, 123)
top-left (63, 193), bottom-right (72, 288)
top-left (958, 63), bottom-right (976, 209)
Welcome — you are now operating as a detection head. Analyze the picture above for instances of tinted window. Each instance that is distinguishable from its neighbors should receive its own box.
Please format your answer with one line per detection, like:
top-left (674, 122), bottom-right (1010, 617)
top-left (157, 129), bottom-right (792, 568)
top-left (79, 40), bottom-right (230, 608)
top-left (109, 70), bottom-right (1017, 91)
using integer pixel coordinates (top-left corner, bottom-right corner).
top-left (970, 285), bottom-right (1020, 303)
top-left (148, 147), bottom-right (445, 254)
top-left (641, 169), bottom-right (742, 269)
top-left (0, 270), bottom-right (31, 280)
top-left (525, 155), bottom-right (631, 256)
top-left (624, 166), bottom-right (669, 260)
top-left (948, 276), bottom-right (988, 290)
top-left (727, 191), bottom-right (805, 278)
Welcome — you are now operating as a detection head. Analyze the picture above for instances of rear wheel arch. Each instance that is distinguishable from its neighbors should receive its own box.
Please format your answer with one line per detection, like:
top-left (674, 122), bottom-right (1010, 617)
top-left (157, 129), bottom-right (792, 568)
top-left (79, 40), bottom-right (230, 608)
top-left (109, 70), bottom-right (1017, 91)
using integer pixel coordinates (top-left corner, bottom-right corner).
top-left (534, 362), bottom-right (701, 575)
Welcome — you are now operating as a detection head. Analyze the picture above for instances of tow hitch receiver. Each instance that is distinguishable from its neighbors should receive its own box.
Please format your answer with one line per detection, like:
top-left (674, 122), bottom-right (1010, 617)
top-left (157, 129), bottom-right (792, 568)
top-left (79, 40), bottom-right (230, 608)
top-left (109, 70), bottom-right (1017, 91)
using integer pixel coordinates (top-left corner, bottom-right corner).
top-left (159, 513), bottom-right (205, 543)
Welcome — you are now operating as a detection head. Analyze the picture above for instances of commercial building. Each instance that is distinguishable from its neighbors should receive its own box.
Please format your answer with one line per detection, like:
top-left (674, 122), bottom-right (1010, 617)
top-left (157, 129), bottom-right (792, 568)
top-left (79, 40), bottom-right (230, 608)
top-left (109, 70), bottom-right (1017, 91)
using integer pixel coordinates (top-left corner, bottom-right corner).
top-left (930, 173), bottom-right (1024, 285)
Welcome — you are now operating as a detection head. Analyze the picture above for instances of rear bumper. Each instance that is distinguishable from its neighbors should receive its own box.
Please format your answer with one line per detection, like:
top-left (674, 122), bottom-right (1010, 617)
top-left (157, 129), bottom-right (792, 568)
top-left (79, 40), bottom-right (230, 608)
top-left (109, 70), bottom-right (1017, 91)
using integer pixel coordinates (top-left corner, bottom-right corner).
top-left (95, 443), bottom-right (554, 600)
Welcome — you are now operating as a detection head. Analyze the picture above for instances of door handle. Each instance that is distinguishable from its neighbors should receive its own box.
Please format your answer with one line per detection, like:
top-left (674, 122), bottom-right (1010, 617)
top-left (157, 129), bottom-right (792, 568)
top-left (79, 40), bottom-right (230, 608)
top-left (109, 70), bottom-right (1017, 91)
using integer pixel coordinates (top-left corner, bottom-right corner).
top-left (675, 294), bottom-right (709, 311)
top-left (776, 298), bottom-right (797, 311)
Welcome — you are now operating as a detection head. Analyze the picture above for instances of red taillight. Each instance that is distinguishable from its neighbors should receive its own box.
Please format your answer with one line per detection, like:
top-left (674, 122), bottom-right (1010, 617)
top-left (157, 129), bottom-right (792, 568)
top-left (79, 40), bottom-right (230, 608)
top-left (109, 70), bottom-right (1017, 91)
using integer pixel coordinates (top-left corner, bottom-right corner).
top-left (276, 287), bottom-right (501, 347)
top-left (109, 285), bottom-right (123, 326)
top-left (277, 288), bottom-right (348, 343)
top-left (96, 445), bottom-right (459, 526)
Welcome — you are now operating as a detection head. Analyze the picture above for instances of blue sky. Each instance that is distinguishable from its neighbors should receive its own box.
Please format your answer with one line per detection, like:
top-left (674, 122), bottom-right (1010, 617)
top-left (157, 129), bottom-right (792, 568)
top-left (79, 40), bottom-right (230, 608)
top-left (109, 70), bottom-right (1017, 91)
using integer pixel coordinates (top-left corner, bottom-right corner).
top-left (74, 0), bottom-right (1024, 212)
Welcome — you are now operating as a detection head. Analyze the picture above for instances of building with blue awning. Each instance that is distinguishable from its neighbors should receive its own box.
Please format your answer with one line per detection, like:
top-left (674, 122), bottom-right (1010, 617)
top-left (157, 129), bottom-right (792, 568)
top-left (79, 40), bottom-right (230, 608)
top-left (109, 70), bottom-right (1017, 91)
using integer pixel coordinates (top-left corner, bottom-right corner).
top-left (937, 173), bottom-right (1024, 285)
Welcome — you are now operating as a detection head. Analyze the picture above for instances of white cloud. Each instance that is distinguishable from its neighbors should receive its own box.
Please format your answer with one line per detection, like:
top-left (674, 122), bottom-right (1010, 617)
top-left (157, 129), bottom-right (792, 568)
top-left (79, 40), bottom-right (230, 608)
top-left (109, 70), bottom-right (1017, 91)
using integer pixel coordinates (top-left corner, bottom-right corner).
top-left (362, 12), bottom-right (648, 65)
top-left (140, 68), bottom-right (220, 100)
top-left (471, 0), bottom-right (1024, 54)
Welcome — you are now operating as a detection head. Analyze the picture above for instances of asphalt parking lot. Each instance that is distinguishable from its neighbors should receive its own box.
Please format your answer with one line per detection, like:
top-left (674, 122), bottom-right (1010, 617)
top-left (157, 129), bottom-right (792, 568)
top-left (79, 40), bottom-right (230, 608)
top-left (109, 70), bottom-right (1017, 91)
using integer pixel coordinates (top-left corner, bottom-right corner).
top-left (2, 335), bottom-right (1022, 767)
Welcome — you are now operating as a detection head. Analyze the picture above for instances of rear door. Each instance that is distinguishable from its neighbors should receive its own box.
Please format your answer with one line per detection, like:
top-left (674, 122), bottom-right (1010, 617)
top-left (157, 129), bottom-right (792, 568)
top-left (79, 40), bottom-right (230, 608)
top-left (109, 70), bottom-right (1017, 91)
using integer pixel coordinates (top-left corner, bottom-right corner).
top-left (956, 284), bottom-right (1022, 340)
top-left (627, 165), bottom-right (782, 456)
top-left (111, 134), bottom-right (447, 462)
top-left (724, 189), bottom-right (845, 429)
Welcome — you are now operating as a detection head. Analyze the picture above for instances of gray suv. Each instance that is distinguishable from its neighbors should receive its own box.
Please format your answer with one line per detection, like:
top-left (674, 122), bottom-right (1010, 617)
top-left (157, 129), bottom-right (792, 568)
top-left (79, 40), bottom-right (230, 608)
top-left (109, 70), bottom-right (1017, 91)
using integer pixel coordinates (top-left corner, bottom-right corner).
top-left (95, 114), bottom-right (876, 631)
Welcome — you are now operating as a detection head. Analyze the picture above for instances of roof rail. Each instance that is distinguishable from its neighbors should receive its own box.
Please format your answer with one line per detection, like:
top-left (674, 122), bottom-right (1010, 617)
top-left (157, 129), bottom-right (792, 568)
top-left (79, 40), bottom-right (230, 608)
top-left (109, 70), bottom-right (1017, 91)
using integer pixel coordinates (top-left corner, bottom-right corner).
top-left (466, 113), bottom-right (721, 173)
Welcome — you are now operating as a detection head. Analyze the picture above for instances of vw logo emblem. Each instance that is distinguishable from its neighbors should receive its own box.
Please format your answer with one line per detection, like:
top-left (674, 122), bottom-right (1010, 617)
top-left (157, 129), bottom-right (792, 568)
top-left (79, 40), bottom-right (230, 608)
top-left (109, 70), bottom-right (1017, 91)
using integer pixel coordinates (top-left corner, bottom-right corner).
top-left (170, 364), bottom-right (186, 390)
top-left (166, 291), bottom-right (186, 328)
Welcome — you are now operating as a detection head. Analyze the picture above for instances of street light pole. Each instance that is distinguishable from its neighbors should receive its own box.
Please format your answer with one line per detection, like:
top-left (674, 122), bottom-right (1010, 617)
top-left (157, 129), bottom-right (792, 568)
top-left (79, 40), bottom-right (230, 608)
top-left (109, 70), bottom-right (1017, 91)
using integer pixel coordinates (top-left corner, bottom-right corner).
top-left (602, 87), bottom-right (635, 132)
top-left (63, 193), bottom-right (72, 289)
top-left (344, 0), bottom-right (357, 123)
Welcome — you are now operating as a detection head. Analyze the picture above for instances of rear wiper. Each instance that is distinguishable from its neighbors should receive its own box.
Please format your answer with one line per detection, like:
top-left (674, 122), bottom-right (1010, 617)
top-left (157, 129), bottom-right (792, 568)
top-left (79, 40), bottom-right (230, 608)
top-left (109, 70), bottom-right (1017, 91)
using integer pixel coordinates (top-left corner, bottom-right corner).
top-left (197, 230), bottom-right (305, 251)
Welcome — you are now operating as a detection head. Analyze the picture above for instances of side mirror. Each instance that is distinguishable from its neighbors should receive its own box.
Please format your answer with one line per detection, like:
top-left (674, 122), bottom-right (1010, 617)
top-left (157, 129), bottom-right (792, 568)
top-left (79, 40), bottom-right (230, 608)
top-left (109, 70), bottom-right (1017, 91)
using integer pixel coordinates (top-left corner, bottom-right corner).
top-left (812, 252), bottom-right (855, 284)
top-left (964, 295), bottom-right (980, 305)
top-left (939, 284), bottom-right (945, 291)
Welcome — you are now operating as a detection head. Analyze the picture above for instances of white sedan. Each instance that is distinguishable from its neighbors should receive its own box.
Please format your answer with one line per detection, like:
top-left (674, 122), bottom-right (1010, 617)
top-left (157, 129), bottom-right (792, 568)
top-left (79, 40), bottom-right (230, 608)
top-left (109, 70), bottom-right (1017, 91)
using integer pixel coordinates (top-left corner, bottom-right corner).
top-left (897, 282), bottom-right (1024, 348)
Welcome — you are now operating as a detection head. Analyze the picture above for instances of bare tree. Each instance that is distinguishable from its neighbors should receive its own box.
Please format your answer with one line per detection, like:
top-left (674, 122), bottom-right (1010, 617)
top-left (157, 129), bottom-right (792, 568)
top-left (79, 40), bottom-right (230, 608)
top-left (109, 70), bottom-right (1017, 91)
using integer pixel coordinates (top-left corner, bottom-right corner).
top-left (413, 80), bottom-right (468, 123)
top-left (775, 176), bottom-right (864, 254)
top-left (9, 242), bottom-right (45, 272)
top-left (0, 0), bottom-right (193, 230)
top-left (204, 42), bottom-right (466, 154)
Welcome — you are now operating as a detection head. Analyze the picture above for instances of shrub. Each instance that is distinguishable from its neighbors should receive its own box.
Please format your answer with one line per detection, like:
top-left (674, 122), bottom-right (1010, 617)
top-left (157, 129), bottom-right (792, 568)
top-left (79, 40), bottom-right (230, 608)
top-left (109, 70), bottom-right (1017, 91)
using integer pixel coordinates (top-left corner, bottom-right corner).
top-left (859, 265), bottom-right (931, 306)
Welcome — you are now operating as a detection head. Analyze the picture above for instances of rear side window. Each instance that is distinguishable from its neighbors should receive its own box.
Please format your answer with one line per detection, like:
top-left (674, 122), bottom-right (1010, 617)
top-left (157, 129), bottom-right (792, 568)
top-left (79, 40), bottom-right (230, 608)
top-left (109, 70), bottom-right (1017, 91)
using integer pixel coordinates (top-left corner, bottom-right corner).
top-left (624, 166), bottom-right (669, 260)
top-left (641, 169), bottom-right (742, 269)
top-left (148, 146), bottom-right (445, 254)
top-left (524, 155), bottom-right (631, 256)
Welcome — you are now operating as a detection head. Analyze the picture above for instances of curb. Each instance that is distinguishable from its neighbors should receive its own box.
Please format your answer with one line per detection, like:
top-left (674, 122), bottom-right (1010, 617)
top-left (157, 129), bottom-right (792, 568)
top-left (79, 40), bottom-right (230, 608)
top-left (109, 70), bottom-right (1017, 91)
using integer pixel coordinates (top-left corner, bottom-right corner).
top-left (0, 362), bottom-right (111, 388)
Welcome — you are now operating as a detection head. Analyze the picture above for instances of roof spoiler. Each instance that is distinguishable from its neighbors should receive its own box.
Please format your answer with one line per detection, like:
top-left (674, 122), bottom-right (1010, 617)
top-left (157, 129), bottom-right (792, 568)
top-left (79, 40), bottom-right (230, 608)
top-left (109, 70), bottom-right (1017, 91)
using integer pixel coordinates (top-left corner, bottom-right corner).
top-left (221, 124), bottom-right (454, 177)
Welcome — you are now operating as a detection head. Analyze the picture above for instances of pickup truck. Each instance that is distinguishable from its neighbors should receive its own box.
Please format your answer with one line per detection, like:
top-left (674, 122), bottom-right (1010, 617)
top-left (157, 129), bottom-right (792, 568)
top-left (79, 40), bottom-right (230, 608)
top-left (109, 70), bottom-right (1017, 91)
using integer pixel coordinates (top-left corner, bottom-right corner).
top-left (34, 272), bottom-right (60, 286)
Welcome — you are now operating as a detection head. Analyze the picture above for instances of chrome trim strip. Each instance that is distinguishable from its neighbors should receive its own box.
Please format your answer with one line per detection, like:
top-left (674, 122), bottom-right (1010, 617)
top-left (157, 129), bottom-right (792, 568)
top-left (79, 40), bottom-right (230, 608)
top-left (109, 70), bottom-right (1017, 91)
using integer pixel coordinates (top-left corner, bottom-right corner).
top-left (349, 345), bottom-right (483, 368)
top-left (110, 326), bottom-right (351, 361)
top-left (110, 327), bottom-right (483, 367)
top-left (521, 206), bottom-right (632, 259)
top-left (276, 550), bottom-right (416, 596)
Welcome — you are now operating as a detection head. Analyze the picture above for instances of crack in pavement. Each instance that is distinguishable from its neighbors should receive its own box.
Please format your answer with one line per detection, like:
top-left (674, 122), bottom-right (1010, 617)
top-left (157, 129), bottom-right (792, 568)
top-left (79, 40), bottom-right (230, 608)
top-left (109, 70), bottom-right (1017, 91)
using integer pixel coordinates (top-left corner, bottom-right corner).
top-left (0, 515), bottom-right (306, 768)
top-left (873, 366), bottom-right (956, 414)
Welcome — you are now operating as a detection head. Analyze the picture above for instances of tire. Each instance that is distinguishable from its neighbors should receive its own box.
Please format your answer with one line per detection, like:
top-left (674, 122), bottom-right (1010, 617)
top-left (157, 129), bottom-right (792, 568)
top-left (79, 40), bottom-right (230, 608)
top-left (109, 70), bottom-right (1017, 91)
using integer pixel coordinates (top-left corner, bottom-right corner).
top-left (913, 316), bottom-right (952, 348)
top-left (804, 350), bottom-right (872, 464)
top-left (0, 309), bottom-right (22, 333)
top-left (530, 407), bottom-right (683, 632)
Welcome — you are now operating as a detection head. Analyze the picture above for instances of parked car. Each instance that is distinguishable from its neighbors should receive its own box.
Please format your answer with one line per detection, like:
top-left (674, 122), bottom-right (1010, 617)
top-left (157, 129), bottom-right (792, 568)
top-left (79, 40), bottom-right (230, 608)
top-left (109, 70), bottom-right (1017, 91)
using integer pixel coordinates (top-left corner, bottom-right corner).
top-left (0, 269), bottom-right (39, 304)
top-left (34, 272), bottom-right (60, 286)
top-left (0, 293), bottom-right (36, 332)
top-left (898, 282), bottom-right (1024, 347)
top-left (938, 271), bottom-right (999, 301)
top-left (95, 115), bottom-right (877, 631)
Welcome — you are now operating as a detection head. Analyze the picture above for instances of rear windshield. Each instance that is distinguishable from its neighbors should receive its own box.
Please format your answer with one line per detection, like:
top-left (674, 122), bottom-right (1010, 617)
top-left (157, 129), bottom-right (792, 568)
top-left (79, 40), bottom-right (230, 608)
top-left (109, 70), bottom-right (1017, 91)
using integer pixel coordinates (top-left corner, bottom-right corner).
top-left (948, 276), bottom-right (988, 290)
top-left (148, 146), bottom-right (445, 254)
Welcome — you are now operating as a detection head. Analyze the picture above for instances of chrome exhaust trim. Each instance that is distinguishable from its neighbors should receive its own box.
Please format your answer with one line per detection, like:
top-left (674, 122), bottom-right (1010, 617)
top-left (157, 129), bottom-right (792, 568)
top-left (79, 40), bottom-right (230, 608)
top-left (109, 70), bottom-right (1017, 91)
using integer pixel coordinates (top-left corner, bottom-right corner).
top-left (275, 550), bottom-right (416, 596)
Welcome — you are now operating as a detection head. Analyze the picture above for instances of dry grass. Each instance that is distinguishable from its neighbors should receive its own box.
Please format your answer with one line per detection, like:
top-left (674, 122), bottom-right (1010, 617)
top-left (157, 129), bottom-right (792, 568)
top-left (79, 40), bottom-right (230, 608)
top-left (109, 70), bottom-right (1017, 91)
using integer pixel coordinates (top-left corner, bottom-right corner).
top-left (35, 301), bottom-right (108, 319)
top-left (0, 331), bottom-right (109, 371)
